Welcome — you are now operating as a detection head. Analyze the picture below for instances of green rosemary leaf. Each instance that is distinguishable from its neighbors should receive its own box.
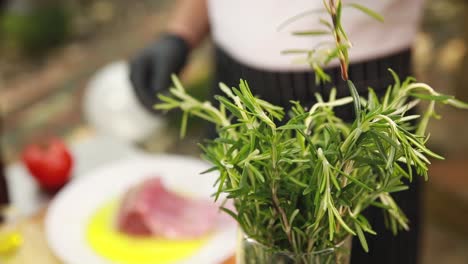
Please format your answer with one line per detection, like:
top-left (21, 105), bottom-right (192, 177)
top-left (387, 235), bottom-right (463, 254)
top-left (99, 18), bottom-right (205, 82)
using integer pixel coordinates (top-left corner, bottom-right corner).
top-left (277, 124), bottom-right (307, 130)
top-left (447, 98), bottom-right (468, 109)
top-left (347, 81), bottom-right (362, 124)
top-left (398, 127), bottom-right (444, 159)
top-left (324, 44), bottom-right (349, 65)
top-left (232, 144), bottom-right (251, 164)
top-left (215, 171), bottom-right (228, 201)
top-left (281, 49), bottom-right (310, 54)
top-left (368, 130), bottom-right (400, 150)
top-left (218, 123), bottom-right (244, 132)
top-left (409, 92), bottom-right (454, 102)
top-left (232, 87), bottom-right (255, 112)
top-left (330, 166), bottom-right (372, 191)
top-left (338, 23), bottom-right (350, 46)
top-left (336, 0), bottom-right (343, 23)
top-left (357, 215), bottom-right (376, 235)
top-left (319, 18), bottom-right (333, 30)
top-left (384, 185), bottom-right (409, 193)
top-left (328, 208), bottom-right (335, 240)
top-left (370, 133), bottom-right (389, 164)
top-left (218, 83), bottom-right (235, 99)
top-left (416, 101), bottom-right (434, 136)
top-left (215, 95), bottom-right (244, 118)
top-left (157, 93), bottom-right (180, 104)
top-left (153, 103), bottom-right (176, 110)
top-left (345, 3), bottom-right (384, 22)
top-left (171, 74), bottom-right (185, 91)
top-left (292, 30), bottom-right (330, 36)
top-left (247, 163), bottom-right (266, 183)
top-left (180, 111), bottom-right (189, 138)
top-left (277, 8), bottom-right (327, 30)
top-left (214, 138), bottom-right (238, 145)
top-left (388, 69), bottom-right (401, 94)
top-left (368, 201), bottom-right (390, 211)
top-left (354, 223), bottom-right (369, 253)
top-left (311, 63), bottom-right (331, 84)
top-left (331, 206), bottom-right (355, 235)
top-left (289, 209), bottom-right (301, 227)
top-left (367, 88), bottom-right (380, 110)
top-left (200, 166), bottom-right (218, 175)
top-left (220, 206), bottom-right (239, 221)
top-left (288, 176), bottom-right (309, 188)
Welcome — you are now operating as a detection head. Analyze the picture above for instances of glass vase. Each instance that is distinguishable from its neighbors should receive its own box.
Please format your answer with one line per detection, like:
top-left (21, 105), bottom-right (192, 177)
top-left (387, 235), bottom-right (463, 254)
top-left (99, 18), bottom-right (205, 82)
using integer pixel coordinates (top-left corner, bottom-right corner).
top-left (236, 234), bottom-right (350, 264)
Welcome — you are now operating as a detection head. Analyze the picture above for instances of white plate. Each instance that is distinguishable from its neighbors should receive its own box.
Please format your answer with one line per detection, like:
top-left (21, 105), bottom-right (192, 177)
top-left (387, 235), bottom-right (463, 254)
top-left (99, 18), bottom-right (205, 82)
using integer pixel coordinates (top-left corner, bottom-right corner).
top-left (45, 154), bottom-right (237, 264)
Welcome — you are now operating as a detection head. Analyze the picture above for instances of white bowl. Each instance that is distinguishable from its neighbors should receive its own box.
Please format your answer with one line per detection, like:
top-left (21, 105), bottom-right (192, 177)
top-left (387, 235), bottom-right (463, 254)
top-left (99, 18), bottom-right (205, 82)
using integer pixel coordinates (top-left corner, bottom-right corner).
top-left (83, 61), bottom-right (165, 143)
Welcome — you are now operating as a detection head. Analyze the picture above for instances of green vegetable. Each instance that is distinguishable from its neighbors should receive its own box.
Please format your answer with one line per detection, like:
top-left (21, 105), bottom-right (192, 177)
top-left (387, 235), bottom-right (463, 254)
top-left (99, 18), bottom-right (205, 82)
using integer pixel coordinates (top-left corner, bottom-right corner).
top-left (157, 72), bottom-right (466, 253)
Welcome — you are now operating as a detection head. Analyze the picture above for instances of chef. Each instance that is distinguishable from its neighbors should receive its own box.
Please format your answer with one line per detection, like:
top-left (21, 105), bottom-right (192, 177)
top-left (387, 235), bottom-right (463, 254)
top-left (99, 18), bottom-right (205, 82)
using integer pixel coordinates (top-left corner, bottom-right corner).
top-left (129, 1), bottom-right (425, 263)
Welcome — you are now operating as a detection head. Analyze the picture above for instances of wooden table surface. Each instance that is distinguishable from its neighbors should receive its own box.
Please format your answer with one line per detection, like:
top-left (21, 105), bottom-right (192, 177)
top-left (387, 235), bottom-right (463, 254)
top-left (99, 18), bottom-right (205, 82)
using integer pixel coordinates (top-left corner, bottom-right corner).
top-left (3, 208), bottom-right (235, 264)
top-left (2, 132), bottom-right (236, 264)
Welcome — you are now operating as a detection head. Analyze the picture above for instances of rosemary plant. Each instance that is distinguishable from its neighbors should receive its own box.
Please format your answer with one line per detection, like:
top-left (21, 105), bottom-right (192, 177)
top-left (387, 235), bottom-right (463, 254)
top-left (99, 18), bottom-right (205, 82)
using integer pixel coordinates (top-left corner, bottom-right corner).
top-left (155, 0), bottom-right (468, 260)
top-left (157, 73), bottom-right (467, 254)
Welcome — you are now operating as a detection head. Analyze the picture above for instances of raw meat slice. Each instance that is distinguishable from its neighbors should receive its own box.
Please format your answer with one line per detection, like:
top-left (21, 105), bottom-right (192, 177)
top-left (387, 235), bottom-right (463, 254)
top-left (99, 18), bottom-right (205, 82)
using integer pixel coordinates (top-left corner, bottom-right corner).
top-left (117, 177), bottom-right (219, 239)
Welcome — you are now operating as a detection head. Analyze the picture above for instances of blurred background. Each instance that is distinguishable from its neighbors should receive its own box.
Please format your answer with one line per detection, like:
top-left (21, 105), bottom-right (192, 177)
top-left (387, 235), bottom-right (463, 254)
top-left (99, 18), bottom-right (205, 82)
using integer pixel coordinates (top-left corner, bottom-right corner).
top-left (0, 0), bottom-right (467, 263)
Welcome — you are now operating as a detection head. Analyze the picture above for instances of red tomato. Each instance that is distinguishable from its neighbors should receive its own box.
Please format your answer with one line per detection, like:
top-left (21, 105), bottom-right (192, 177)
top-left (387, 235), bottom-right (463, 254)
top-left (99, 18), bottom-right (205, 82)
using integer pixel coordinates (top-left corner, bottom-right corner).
top-left (21, 138), bottom-right (73, 191)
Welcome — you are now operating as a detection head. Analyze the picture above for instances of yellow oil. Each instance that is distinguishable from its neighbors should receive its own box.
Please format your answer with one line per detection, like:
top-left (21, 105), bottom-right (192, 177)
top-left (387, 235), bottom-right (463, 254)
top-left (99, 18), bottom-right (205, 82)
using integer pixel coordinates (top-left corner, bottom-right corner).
top-left (86, 200), bottom-right (210, 264)
top-left (0, 227), bottom-right (23, 258)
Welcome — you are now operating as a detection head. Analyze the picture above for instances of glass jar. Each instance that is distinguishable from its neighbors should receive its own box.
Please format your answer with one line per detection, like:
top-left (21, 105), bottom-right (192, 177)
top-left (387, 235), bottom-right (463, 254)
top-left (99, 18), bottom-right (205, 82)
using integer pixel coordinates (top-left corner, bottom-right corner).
top-left (237, 234), bottom-right (350, 264)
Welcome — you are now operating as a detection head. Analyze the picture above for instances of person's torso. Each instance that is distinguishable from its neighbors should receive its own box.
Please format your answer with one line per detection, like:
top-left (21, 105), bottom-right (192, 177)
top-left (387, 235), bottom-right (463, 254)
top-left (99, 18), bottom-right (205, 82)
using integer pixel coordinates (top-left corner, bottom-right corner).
top-left (207, 0), bottom-right (424, 71)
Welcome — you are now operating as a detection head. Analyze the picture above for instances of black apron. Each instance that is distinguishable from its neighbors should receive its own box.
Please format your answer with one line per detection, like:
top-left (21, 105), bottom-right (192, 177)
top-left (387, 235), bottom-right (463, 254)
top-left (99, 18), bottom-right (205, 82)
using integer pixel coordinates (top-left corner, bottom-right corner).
top-left (213, 46), bottom-right (420, 264)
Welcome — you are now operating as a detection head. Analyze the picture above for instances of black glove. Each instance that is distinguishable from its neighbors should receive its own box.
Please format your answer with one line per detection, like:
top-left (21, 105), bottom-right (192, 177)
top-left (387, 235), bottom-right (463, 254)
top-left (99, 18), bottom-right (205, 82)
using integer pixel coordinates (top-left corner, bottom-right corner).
top-left (129, 33), bottom-right (190, 113)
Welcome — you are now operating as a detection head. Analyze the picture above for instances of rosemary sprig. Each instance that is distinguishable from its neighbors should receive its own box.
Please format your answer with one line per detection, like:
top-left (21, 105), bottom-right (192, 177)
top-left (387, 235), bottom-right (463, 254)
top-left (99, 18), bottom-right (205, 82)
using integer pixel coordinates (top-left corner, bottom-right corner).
top-left (156, 74), bottom-right (468, 253)
top-left (280, 0), bottom-right (384, 84)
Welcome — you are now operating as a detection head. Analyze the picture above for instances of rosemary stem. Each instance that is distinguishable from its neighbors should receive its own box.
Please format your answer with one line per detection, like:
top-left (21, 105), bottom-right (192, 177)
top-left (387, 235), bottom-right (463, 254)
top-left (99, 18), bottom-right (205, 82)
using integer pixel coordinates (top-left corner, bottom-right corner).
top-left (329, 0), bottom-right (349, 81)
top-left (271, 182), bottom-right (294, 248)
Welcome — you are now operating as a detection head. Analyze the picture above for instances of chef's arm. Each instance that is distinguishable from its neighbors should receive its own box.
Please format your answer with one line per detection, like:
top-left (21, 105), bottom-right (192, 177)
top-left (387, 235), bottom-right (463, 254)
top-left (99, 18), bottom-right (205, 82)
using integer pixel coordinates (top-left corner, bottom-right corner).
top-left (166, 0), bottom-right (210, 48)
top-left (129, 0), bottom-right (210, 113)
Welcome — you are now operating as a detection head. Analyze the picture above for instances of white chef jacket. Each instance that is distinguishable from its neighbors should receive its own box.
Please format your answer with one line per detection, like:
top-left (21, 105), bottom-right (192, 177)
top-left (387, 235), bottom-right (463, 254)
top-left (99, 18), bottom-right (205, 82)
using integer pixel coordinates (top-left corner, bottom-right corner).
top-left (207, 0), bottom-right (424, 71)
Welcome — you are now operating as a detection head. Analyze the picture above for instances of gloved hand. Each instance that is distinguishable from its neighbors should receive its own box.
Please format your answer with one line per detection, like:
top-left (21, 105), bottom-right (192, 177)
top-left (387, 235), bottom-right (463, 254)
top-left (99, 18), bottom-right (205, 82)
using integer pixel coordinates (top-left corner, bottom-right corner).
top-left (129, 33), bottom-right (190, 113)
